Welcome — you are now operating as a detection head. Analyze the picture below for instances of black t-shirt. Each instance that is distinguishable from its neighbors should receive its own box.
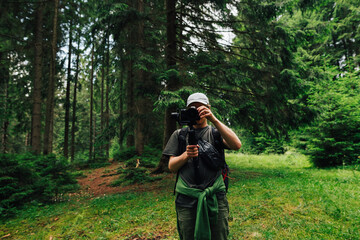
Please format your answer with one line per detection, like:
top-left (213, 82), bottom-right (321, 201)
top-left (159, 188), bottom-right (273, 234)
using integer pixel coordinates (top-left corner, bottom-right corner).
top-left (163, 126), bottom-right (225, 208)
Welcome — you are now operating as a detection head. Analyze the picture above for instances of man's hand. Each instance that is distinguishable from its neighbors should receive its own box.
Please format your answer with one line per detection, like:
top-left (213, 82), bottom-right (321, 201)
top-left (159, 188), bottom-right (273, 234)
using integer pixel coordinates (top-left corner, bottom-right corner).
top-left (185, 145), bottom-right (199, 159)
top-left (169, 144), bottom-right (199, 173)
top-left (197, 105), bottom-right (217, 123)
top-left (197, 105), bottom-right (242, 151)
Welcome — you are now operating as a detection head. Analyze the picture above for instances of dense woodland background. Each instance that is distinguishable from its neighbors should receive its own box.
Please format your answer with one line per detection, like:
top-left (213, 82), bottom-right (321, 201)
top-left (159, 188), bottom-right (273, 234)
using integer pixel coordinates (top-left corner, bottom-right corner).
top-left (0, 0), bottom-right (359, 216)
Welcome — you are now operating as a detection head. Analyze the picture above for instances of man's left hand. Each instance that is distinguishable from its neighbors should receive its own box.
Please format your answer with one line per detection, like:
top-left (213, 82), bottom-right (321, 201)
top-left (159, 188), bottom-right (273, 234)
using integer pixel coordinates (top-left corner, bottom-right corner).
top-left (197, 106), bottom-right (216, 123)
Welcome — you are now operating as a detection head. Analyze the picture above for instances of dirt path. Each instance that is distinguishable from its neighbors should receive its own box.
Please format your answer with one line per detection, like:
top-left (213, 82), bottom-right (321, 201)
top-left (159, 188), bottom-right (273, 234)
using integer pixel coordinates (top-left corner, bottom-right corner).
top-left (77, 161), bottom-right (123, 197)
top-left (76, 161), bottom-right (173, 197)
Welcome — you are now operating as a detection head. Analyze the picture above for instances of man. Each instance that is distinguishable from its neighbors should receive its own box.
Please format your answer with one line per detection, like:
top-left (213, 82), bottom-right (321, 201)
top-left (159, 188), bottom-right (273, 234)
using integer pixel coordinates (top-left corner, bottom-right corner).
top-left (163, 93), bottom-right (241, 240)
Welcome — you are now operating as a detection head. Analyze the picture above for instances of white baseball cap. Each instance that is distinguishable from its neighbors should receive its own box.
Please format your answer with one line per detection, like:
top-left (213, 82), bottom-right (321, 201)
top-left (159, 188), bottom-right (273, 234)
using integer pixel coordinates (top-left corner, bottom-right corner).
top-left (186, 93), bottom-right (210, 107)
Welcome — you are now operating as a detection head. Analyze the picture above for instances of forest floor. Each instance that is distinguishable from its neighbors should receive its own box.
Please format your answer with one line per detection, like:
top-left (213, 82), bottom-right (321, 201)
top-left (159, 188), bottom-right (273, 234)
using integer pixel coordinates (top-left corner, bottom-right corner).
top-left (2, 153), bottom-right (360, 240)
top-left (76, 161), bottom-right (122, 197)
top-left (76, 161), bottom-right (173, 198)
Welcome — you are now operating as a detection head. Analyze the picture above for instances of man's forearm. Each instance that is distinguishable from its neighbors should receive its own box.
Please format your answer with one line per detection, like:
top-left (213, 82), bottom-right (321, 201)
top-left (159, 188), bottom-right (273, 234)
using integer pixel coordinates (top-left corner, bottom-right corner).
top-left (169, 144), bottom-right (199, 172)
top-left (211, 118), bottom-right (242, 150)
top-left (168, 154), bottom-right (188, 173)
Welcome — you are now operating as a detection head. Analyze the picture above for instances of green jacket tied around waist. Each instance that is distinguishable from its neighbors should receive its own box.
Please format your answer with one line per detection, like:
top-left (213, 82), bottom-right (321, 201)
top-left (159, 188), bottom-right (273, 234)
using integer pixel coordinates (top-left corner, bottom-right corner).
top-left (175, 174), bottom-right (226, 240)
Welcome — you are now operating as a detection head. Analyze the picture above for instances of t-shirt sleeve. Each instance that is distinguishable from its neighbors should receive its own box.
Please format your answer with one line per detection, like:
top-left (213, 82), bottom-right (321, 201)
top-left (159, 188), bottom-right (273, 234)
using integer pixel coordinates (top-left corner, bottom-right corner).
top-left (162, 130), bottom-right (180, 156)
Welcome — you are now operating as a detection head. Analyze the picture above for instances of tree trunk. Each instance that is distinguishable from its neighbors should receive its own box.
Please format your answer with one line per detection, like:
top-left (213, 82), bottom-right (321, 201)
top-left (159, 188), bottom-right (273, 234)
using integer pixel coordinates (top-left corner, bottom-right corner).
top-left (126, 30), bottom-right (135, 147)
top-left (64, 19), bottom-right (73, 158)
top-left (101, 49), bottom-right (105, 148)
top-left (126, 57), bottom-right (134, 148)
top-left (25, 132), bottom-right (30, 147)
top-left (71, 34), bottom-right (81, 162)
top-left (93, 112), bottom-right (97, 160)
top-left (0, 6), bottom-right (10, 153)
top-left (1, 60), bottom-right (9, 154)
top-left (89, 43), bottom-right (95, 161)
top-left (119, 63), bottom-right (125, 150)
top-left (31, 1), bottom-right (44, 155)
top-left (164, 0), bottom-right (179, 145)
top-left (134, 0), bottom-right (146, 156)
top-left (105, 36), bottom-right (110, 159)
top-left (43, 0), bottom-right (59, 155)
top-left (154, 0), bottom-right (179, 173)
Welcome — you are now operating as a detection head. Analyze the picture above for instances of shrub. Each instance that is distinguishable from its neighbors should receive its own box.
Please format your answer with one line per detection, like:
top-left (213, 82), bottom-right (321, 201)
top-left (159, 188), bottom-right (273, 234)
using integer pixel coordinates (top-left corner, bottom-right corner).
top-left (239, 131), bottom-right (286, 154)
top-left (253, 133), bottom-right (286, 154)
top-left (306, 106), bottom-right (360, 167)
top-left (111, 167), bottom-right (161, 186)
top-left (0, 153), bottom-right (79, 217)
top-left (72, 151), bottom-right (110, 169)
top-left (111, 145), bottom-right (162, 186)
top-left (113, 145), bottom-right (161, 168)
top-left (305, 76), bottom-right (360, 167)
top-left (113, 146), bottom-right (137, 162)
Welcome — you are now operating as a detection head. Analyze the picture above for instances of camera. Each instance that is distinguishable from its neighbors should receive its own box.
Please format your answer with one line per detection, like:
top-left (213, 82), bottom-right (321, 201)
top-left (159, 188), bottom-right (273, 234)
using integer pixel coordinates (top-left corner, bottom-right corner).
top-left (171, 106), bottom-right (200, 126)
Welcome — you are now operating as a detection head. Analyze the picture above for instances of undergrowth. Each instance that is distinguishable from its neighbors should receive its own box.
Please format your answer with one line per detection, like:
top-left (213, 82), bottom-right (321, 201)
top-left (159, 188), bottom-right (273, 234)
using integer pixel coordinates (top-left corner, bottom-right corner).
top-left (0, 153), bottom-right (79, 218)
top-left (111, 145), bottom-right (162, 186)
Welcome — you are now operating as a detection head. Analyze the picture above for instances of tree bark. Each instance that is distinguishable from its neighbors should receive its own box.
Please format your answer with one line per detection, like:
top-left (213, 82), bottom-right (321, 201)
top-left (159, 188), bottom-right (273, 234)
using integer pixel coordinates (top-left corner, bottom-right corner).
top-left (126, 1), bottom-right (135, 148)
top-left (119, 62), bottom-right (125, 150)
top-left (154, 0), bottom-right (179, 173)
top-left (101, 47), bottom-right (105, 146)
top-left (126, 57), bottom-right (134, 148)
top-left (1, 60), bottom-right (9, 154)
top-left (64, 19), bottom-right (73, 158)
top-left (71, 33), bottom-right (81, 162)
top-left (89, 43), bottom-right (95, 162)
top-left (164, 0), bottom-right (179, 145)
top-left (0, 7), bottom-right (9, 154)
top-left (31, 1), bottom-right (44, 154)
top-left (105, 35), bottom-right (110, 159)
top-left (43, 0), bottom-right (59, 155)
top-left (25, 132), bottom-right (30, 147)
top-left (134, 0), bottom-right (146, 156)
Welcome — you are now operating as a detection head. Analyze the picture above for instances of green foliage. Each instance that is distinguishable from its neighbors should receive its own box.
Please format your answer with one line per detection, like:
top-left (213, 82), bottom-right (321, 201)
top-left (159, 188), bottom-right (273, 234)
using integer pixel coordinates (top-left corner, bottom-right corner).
top-left (1, 0), bottom-right (359, 175)
top-left (113, 146), bottom-right (137, 162)
top-left (113, 145), bottom-right (161, 168)
top-left (153, 87), bottom-right (195, 112)
top-left (70, 151), bottom-right (110, 170)
top-left (305, 76), bottom-right (360, 167)
top-left (280, 1), bottom-right (360, 167)
top-left (111, 167), bottom-right (162, 186)
top-left (253, 134), bottom-right (286, 155)
top-left (112, 145), bottom-right (162, 185)
top-left (238, 130), bottom-right (286, 154)
top-left (0, 153), bottom-right (79, 217)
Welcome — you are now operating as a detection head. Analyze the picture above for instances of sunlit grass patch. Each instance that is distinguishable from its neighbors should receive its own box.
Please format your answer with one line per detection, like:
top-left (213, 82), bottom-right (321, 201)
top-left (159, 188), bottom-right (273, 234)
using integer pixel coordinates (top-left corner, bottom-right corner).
top-left (1, 191), bottom-right (178, 240)
top-left (226, 152), bottom-right (312, 170)
top-left (226, 153), bottom-right (360, 240)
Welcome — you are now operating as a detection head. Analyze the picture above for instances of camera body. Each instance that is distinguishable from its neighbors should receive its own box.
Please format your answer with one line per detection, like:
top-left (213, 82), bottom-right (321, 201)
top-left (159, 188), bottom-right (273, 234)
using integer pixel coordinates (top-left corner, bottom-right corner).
top-left (171, 106), bottom-right (200, 126)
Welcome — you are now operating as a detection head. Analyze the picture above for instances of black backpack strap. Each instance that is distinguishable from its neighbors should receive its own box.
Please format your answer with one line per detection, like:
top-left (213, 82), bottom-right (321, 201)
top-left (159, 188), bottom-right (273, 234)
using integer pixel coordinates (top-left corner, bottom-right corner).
top-left (178, 127), bottom-right (188, 155)
top-left (173, 127), bottom-right (189, 195)
top-left (211, 127), bottom-right (224, 154)
top-left (211, 127), bottom-right (230, 192)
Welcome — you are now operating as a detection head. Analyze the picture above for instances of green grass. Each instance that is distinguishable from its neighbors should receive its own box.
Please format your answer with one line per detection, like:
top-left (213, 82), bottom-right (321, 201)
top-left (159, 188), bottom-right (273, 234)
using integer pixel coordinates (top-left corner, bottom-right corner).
top-left (1, 153), bottom-right (360, 239)
top-left (0, 179), bottom-right (178, 240)
top-left (226, 152), bottom-right (360, 239)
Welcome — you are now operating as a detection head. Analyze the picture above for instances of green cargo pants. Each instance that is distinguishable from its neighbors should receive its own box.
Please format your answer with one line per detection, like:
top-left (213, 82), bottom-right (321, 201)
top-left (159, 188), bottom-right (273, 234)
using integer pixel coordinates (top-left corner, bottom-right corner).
top-left (176, 196), bottom-right (229, 240)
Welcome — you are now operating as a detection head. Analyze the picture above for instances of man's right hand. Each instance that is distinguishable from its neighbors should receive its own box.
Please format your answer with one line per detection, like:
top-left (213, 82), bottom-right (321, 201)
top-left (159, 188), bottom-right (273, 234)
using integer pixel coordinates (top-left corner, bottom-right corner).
top-left (169, 145), bottom-right (199, 173)
top-left (185, 145), bottom-right (199, 159)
